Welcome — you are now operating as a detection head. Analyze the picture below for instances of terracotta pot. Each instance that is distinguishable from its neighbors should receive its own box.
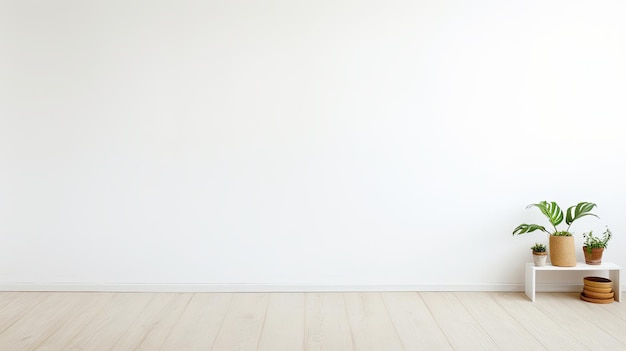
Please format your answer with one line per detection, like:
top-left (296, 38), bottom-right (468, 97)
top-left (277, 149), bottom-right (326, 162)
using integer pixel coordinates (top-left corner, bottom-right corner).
top-left (532, 252), bottom-right (548, 266)
top-left (549, 235), bottom-right (576, 267)
top-left (583, 246), bottom-right (604, 265)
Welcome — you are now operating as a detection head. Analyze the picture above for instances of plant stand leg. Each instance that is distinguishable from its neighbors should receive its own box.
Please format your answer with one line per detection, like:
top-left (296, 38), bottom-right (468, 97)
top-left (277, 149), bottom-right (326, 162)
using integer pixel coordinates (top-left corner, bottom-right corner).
top-left (525, 264), bottom-right (535, 302)
top-left (610, 269), bottom-right (621, 302)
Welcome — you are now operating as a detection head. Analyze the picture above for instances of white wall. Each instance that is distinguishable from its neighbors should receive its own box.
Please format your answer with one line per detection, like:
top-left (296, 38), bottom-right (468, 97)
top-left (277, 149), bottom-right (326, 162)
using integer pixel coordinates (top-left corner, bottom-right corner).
top-left (1, 0), bottom-right (625, 290)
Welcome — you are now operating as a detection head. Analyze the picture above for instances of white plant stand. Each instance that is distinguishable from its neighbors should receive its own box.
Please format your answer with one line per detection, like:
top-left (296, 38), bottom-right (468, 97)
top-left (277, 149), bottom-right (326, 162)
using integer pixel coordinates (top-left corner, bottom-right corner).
top-left (525, 262), bottom-right (621, 302)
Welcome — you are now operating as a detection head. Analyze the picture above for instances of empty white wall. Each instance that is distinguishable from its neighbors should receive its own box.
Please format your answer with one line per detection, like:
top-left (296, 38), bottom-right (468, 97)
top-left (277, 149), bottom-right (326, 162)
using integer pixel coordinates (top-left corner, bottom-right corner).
top-left (1, 0), bottom-right (625, 290)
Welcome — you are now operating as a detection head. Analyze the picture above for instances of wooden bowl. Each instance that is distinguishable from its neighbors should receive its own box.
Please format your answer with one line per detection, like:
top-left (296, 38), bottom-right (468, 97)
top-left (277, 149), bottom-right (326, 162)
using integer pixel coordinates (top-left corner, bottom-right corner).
top-left (583, 276), bottom-right (612, 289)
top-left (582, 289), bottom-right (614, 300)
top-left (583, 285), bottom-right (612, 294)
top-left (580, 293), bottom-right (614, 304)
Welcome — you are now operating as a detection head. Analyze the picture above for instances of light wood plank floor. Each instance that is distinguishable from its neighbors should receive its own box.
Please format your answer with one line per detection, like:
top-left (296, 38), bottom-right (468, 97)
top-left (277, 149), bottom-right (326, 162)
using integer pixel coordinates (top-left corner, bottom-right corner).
top-left (1, 291), bottom-right (625, 350)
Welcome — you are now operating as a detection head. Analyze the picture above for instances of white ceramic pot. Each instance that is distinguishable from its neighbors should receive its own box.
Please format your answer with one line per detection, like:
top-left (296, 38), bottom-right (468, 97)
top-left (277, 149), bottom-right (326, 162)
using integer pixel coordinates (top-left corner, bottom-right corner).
top-left (533, 252), bottom-right (548, 267)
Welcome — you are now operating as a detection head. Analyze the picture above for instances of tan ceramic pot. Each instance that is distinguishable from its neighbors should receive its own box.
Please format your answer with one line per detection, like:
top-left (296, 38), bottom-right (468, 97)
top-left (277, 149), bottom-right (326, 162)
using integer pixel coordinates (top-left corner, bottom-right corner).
top-left (549, 235), bottom-right (576, 267)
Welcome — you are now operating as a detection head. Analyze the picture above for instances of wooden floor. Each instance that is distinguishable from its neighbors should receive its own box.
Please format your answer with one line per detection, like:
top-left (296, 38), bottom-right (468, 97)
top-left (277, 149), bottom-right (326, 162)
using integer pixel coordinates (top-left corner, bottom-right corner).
top-left (1, 291), bottom-right (625, 350)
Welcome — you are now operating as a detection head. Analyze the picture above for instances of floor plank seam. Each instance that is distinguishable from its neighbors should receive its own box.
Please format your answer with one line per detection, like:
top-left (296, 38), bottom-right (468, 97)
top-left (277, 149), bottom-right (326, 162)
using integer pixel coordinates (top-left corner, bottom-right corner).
top-left (534, 294), bottom-right (596, 350)
top-left (207, 293), bottom-right (234, 351)
top-left (379, 292), bottom-right (407, 351)
top-left (0, 293), bottom-right (50, 335)
top-left (417, 292), bottom-right (456, 351)
top-left (550, 293), bottom-right (625, 349)
top-left (107, 293), bottom-right (161, 351)
top-left (341, 293), bottom-right (357, 351)
top-left (5, 294), bottom-right (61, 350)
top-left (54, 292), bottom-right (115, 350)
top-left (492, 293), bottom-right (549, 350)
top-left (254, 293), bottom-right (271, 350)
top-left (564, 295), bottom-right (626, 348)
top-left (157, 293), bottom-right (196, 351)
top-left (112, 293), bottom-right (164, 351)
top-left (453, 292), bottom-right (502, 350)
top-left (302, 293), bottom-right (308, 351)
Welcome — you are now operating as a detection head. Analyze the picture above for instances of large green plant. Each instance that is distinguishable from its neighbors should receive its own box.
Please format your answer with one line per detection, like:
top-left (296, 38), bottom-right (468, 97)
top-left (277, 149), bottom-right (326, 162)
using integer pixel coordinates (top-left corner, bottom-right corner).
top-left (512, 201), bottom-right (598, 237)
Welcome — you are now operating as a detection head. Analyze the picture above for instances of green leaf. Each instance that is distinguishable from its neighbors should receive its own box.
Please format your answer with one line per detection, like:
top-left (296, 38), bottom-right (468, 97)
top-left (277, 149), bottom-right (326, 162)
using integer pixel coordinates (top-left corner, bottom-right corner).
top-left (527, 201), bottom-right (563, 227)
top-left (513, 224), bottom-right (547, 235)
top-left (566, 202), bottom-right (598, 225)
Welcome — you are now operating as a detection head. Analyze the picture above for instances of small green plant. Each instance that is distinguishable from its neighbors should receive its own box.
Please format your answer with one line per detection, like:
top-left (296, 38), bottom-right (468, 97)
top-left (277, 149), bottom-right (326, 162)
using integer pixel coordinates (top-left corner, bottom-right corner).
top-left (583, 227), bottom-right (612, 254)
top-left (531, 243), bottom-right (546, 253)
top-left (512, 201), bottom-right (598, 237)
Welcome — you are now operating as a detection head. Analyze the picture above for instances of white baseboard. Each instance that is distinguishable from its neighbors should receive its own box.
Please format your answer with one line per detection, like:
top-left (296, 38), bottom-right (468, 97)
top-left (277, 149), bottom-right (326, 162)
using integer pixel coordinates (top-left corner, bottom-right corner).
top-left (0, 282), bottom-right (608, 293)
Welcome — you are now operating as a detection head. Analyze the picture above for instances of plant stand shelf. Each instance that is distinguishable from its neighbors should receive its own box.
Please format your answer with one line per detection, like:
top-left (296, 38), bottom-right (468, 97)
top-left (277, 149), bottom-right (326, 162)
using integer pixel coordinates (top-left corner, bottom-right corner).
top-left (525, 262), bottom-right (621, 302)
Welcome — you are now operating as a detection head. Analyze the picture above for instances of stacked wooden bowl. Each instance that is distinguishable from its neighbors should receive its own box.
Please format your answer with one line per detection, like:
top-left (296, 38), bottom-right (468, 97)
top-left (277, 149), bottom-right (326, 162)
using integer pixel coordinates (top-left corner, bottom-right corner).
top-left (581, 276), bottom-right (614, 303)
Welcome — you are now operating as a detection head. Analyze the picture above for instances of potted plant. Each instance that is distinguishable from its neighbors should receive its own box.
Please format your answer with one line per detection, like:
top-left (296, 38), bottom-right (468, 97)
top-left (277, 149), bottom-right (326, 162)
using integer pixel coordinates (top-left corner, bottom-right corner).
top-left (530, 243), bottom-right (548, 266)
top-left (582, 227), bottom-right (612, 265)
top-left (512, 201), bottom-right (598, 267)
